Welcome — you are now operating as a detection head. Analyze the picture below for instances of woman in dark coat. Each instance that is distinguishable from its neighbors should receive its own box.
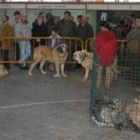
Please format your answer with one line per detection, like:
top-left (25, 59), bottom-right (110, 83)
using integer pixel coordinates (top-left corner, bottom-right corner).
top-left (32, 16), bottom-right (48, 47)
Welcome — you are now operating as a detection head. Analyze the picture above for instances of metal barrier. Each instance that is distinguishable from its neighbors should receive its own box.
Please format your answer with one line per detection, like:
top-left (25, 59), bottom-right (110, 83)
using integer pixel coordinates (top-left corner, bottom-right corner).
top-left (0, 37), bottom-right (83, 64)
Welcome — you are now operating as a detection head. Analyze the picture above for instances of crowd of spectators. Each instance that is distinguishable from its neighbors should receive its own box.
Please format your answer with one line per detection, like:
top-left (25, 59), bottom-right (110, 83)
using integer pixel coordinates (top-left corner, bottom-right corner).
top-left (0, 10), bottom-right (94, 70)
top-left (0, 11), bottom-right (140, 72)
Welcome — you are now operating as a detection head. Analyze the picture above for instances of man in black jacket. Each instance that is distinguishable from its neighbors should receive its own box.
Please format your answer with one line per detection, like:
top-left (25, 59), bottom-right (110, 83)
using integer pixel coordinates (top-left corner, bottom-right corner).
top-left (57, 11), bottom-right (77, 70)
top-left (76, 15), bottom-right (94, 51)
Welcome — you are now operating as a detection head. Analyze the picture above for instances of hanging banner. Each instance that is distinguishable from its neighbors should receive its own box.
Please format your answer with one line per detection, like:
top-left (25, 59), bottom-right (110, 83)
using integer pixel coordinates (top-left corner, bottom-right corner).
top-left (0, 4), bottom-right (25, 9)
top-left (27, 4), bottom-right (85, 9)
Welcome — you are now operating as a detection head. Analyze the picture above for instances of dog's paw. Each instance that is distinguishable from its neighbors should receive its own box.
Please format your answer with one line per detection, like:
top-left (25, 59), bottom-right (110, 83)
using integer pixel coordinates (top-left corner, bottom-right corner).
top-left (41, 71), bottom-right (47, 74)
top-left (28, 72), bottom-right (33, 76)
top-left (62, 73), bottom-right (67, 77)
top-left (54, 74), bottom-right (61, 78)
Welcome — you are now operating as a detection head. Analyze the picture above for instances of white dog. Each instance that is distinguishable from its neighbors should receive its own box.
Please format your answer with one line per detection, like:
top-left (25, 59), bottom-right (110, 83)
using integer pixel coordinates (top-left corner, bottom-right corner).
top-left (73, 50), bottom-right (93, 82)
top-left (73, 50), bottom-right (119, 86)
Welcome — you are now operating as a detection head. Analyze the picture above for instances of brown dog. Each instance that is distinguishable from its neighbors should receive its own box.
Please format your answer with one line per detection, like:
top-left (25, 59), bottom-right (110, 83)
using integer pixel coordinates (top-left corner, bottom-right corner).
top-left (0, 65), bottom-right (8, 77)
top-left (28, 44), bottom-right (68, 77)
top-left (122, 94), bottom-right (140, 130)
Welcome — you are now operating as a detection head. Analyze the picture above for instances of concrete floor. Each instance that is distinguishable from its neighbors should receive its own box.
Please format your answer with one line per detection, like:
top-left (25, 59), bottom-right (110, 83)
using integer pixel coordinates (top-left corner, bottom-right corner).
top-left (0, 66), bottom-right (140, 140)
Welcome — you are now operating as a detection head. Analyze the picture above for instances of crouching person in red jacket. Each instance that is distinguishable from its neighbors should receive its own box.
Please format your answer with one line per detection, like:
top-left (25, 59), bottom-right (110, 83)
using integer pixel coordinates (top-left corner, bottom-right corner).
top-left (95, 21), bottom-right (117, 88)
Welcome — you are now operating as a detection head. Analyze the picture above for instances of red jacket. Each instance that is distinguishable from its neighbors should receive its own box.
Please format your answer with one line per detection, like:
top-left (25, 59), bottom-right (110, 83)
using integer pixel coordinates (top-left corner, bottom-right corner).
top-left (95, 30), bottom-right (117, 66)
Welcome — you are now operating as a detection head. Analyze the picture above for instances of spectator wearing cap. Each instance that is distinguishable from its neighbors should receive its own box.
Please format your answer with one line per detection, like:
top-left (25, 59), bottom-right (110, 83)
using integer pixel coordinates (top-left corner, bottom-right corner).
top-left (95, 21), bottom-right (117, 88)
top-left (0, 14), bottom-right (14, 69)
top-left (15, 13), bottom-right (32, 70)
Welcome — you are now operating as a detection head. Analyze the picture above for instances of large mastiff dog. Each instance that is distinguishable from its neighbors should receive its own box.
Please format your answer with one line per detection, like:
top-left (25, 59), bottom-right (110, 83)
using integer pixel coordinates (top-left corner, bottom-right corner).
top-left (91, 94), bottom-right (139, 131)
top-left (0, 65), bottom-right (8, 77)
top-left (28, 44), bottom-right (68, 77)
top-left (123, 94), bottom-right (140, 130)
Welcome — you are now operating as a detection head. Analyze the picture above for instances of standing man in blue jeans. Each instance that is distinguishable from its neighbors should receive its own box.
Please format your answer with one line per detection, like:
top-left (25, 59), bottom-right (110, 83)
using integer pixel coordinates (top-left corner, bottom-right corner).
top-left (15, 13), bottom-right (31, 70)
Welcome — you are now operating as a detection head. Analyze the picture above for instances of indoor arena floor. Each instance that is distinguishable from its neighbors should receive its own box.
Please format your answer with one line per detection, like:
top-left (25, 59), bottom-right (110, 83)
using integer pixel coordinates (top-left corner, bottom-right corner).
top-left (0, 66), bottom-right (140, 140)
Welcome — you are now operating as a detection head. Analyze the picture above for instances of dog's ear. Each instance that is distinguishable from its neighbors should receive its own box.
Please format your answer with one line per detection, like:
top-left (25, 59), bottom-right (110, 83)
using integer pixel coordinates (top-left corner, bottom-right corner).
top-left (61, 43), bottom-right (68, 52)
top-left (57, 46), bottom-right (63, 53)
top-left (81, 50), bottom-right (87, 53)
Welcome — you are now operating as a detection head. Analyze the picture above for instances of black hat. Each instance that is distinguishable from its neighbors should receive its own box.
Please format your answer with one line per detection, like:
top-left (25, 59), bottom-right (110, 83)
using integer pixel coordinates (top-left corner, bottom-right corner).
top-left (51, 26), bottom-right (58, 32)
top-left (100, 21), bottom-right (110, 30)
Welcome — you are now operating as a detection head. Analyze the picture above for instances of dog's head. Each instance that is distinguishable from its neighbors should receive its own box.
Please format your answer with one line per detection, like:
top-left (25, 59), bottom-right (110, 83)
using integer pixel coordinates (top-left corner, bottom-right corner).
top-left (73, 50), bottom-right (86, 64)
top-left (134, 95), bottom-right (140, 103)
top-left (57, 43), bottom-right (68, 53)
top-left (0, 65), bottom-right (8, 77)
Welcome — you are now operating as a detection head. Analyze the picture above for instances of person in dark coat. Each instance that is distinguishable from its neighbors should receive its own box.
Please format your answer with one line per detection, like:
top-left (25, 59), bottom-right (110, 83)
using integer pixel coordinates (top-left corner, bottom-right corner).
top-left (76, 15), bottom-right (94, 51)
top-left (57, 11), bottom-right (77, 69)
top-left (126, 17), bottom-right (140, 76)
top-left (45, 13), bottom-right (55, 36)
top-left (32, 16), bottom-right (48, 47)
top-left (58, 11), bottom-right (76, 38)
top-left (77, 15), bottom-right (82, 26)
top-left (32, 12), bottom-right (45, 27)
top-left (113, 20), bottom-right (129, 40)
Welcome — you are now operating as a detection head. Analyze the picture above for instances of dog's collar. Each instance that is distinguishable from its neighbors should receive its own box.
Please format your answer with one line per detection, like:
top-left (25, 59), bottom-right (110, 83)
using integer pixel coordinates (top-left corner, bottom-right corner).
top-left (80, 53), bottom-right (86, 63)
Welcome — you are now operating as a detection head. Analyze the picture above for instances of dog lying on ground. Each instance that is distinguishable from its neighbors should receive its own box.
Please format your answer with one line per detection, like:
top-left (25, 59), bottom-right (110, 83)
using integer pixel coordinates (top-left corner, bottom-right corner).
top-left (122, 94), bottom-right (140, 130)
top-left (73, 50), bottom-right (119, 82)
top-left (73, 50), bottom-right (93, 82)
top-left (0, 65), bottom-right (8, 77)
top-left (28, 44), bottom-right (68, 77)
top-left (91, 94), bottom-right (138, 131)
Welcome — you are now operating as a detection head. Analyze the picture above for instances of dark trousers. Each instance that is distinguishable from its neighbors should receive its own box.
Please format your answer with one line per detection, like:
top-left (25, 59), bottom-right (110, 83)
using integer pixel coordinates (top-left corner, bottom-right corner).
top-left (1, 50), bottom-right (10, 69)
top-left (13, 42), bottom-right (20, 61)
top-left (64, 39), bottom-right (81, 70)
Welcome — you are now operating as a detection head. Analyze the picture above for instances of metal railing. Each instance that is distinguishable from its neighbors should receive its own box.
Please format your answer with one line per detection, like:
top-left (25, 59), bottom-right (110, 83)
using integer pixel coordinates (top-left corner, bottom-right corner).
top-left (0, 36), bottom-right (83, 64)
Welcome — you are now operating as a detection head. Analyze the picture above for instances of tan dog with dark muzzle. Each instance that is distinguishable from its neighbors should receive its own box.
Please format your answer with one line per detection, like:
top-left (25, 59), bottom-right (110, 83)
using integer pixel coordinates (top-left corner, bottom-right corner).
top-left (0, 65), bottom-right (8, 77)
top-left (28, 44), bottom-right (68, 77)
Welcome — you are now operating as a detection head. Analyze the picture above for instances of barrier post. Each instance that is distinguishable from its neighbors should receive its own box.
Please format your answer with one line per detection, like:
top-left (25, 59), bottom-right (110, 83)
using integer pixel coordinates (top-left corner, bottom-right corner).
top-left (85, 38), bottom-right (98, 114)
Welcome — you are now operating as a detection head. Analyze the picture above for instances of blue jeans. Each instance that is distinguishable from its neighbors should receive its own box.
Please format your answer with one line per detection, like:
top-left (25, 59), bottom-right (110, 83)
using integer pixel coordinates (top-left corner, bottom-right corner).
top-left (18, 40), bottom-right (31, 67)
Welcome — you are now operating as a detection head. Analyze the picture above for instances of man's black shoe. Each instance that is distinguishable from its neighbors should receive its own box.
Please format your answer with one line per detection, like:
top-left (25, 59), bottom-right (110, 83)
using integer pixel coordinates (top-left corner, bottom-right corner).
top-left (20, 66), bottom-right (29, 70)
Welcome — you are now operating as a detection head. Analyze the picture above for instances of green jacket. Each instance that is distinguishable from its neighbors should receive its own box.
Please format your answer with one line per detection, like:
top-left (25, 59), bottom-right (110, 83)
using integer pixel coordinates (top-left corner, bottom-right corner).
top-left (126, 26), bottom-right (140, 52)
